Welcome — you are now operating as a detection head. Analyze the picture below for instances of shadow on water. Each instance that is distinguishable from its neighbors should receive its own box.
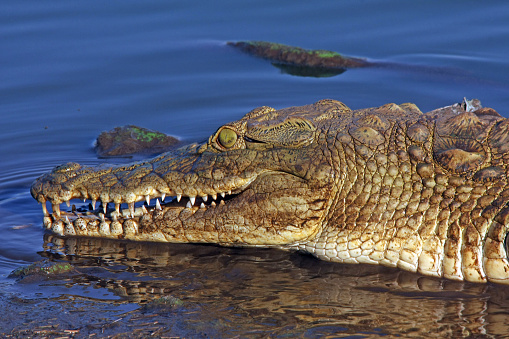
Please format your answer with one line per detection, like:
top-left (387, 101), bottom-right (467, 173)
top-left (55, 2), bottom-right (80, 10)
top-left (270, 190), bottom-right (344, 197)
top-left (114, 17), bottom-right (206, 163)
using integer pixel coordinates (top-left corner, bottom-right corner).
top-left (3, 233), bottom-right (509, 337)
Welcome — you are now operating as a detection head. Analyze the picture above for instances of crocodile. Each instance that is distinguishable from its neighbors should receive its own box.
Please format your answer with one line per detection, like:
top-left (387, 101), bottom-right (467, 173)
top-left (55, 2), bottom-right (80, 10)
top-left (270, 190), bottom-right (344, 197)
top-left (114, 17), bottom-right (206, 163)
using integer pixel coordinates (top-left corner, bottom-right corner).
top-left (31, 98), bottom-right (509, 284)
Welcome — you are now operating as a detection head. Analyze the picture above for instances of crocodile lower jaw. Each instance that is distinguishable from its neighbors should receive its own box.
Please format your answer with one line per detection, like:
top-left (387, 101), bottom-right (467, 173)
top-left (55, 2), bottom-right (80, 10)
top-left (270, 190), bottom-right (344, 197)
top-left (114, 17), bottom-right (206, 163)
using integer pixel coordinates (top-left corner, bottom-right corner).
top-left (42, 189), bottom-right (240, 240)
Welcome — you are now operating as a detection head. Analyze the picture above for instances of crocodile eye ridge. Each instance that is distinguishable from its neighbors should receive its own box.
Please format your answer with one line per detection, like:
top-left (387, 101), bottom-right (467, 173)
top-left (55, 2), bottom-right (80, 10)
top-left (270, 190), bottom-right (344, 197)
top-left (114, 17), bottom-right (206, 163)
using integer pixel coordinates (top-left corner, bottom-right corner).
top-left (218, 128), bottom-right (237, 148)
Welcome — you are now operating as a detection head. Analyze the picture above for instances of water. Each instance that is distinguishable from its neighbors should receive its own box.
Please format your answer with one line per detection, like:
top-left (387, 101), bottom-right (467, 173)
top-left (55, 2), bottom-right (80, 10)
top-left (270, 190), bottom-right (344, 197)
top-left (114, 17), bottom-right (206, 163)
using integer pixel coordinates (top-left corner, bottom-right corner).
top-left (1, 0), bottom-right (509, 336)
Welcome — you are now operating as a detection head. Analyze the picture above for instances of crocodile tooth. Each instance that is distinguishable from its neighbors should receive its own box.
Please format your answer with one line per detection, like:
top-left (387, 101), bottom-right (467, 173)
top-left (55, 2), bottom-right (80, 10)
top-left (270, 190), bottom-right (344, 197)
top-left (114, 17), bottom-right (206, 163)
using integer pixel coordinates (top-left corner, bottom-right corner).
top-left (65, 200), bottom-right (70, 207)
top-left (220, 192), bottom-right (226, 198)
top-left (202, 195), bottom-right (208, 202)
top-left (42, 202), bottom-right (49, 216)
top-left (161, 193), bottom-right (166, 202)
top-left (52, 220), bottom-right (64, 235)
top-left (99, 220), bottom-right (110, 235)
top-left (177, 194), bottom-right (182, 202)
top-left (64, 216), bottom-right (71, 225)
top-left (228, 190), bottom-right (232, 195)
top-left (211, 201), bottom-right (216, 207)
top-left (64, 222), bottom-right (76, 236)
top-left (142, 205), bottom-right (148, 213)
top-left (190, 197), bottom-right (196, 205)
top-left (129, 202), bottom-right (135, 217)
top-left (156, 199), bottom-right (162, 210)
top-left (212, 194), bottom-right (217, 200)
top-left (146, 195), bottom-right (150, 205)
top-left (91, 199), bottom-right (97, 210)
top-left (220, 200), bottom-right (225, 206)
top-left (83, 199), bottom-right (86, 203)
top-left (115, 203), bottom-right (120, 214)
top-left (102, 202), bottom-right (108, 214)
top-left (52, 203), bottom-right (61, 217)
top-left (186, 201), bottom-right (192, 208)
top-left (200, 202), bottom-right (205, 209)
top-left (100, 213), bottom-right (105, 222)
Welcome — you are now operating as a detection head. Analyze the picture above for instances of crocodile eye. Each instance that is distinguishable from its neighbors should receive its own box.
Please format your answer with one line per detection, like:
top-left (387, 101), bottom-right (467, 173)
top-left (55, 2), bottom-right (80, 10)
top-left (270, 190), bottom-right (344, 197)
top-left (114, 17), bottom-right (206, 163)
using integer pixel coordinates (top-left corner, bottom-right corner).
top-left (218, 128), bottom-right (237, 148)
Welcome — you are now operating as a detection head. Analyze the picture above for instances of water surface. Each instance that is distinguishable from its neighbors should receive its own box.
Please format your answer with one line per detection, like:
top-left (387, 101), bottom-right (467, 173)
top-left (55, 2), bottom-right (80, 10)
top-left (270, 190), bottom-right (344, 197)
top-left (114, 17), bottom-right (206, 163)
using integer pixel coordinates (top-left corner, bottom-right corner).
top-left (1, 0), bottom-right (509, 337)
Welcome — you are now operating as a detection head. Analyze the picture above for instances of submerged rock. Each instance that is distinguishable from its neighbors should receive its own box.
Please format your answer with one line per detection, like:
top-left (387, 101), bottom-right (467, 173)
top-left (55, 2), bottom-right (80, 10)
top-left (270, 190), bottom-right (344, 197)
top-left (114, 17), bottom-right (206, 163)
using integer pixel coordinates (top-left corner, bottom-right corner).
top-left (142, 295), bottom-right (185, 312)
top-left (228, 40), bottom-right (370, 77)
top-left (9, 260), bottom-right (74, 281)
top-left (95, 125), bottom-right (180, 157)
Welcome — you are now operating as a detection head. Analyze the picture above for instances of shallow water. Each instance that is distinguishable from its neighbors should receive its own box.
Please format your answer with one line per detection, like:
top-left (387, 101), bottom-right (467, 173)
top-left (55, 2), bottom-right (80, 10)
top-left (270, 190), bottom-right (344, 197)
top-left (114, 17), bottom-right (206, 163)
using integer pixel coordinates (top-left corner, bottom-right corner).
top-left (1, 0), bottom-right (509, 337)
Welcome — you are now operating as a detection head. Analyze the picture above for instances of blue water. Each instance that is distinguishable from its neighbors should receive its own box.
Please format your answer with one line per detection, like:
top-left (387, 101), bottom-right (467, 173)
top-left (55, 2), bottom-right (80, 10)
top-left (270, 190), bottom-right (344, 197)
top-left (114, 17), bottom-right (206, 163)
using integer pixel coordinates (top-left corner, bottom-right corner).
top-left (1, 0), bottom-right (509, 336)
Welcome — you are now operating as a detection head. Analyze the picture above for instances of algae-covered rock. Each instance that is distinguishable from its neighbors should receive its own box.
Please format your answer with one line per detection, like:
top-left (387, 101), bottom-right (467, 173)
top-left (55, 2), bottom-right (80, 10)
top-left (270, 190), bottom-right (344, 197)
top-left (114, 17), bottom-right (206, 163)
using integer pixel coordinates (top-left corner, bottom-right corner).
top-left (143, 295), bottom-right (185, 311)
top-left (228, 40), bottom-right (370, 77)
top-left (95, 125), bottom-right (180, 157)
top-left (9, 260), bottom-right (74, 281)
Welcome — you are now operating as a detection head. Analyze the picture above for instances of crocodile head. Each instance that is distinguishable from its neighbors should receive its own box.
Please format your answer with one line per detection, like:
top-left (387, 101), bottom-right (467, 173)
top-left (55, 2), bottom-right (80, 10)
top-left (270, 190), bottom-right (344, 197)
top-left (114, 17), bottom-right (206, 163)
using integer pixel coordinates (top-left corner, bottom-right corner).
top-left (31, 100), bottom-right (345, 246)
top-left (31, 99), bottom-right (509, 284)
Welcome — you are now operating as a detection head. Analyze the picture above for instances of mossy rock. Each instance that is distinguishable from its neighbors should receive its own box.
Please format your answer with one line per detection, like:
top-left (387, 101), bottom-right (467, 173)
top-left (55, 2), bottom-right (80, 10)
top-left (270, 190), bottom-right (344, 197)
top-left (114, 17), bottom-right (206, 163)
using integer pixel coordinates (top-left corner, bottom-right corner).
top-left (142, 295), bottom-right (185, 312)
top-left (228, 40), bottom-right (370, 77)
top-left (9, 260), bottom-right (74, 281)
top-left (95, 125), bottom-right (180, 157)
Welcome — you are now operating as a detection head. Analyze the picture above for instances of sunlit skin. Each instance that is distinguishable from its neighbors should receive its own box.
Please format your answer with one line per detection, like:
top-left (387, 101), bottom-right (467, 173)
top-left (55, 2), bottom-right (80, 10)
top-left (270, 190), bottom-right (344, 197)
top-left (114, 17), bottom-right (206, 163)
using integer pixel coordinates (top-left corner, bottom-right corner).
top-left (31, 98), bottom-right (509, 284)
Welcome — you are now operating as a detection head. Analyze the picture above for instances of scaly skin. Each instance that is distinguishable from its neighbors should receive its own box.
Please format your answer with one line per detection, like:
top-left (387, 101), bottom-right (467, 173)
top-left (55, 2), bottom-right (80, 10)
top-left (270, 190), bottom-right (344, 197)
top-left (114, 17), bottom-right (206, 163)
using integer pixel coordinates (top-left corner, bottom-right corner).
top-left (31, 99), bottom-right (509, 284)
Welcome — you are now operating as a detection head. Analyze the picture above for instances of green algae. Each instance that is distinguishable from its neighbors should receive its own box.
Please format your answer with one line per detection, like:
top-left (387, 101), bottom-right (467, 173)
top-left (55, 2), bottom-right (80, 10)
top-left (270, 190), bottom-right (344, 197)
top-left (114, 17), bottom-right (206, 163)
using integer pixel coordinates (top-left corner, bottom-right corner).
top-left (247, 41), bottom-right (343, 58)
top-left (152, 295), bottom-right (184, 307)
top-left (141, 295), bottom-right (185, 312)
top-left (315, 50), bottom-right (342, 58)
top-left (9, 260), bottom-right (74, 279)
top-left (129, 126), bottom-right (167, 143)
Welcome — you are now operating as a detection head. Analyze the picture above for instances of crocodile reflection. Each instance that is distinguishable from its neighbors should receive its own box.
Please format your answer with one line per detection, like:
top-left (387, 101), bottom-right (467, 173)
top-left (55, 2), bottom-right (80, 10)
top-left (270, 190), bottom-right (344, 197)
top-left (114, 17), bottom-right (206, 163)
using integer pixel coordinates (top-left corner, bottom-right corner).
top-left (39, 234), bottom-right (509, 337)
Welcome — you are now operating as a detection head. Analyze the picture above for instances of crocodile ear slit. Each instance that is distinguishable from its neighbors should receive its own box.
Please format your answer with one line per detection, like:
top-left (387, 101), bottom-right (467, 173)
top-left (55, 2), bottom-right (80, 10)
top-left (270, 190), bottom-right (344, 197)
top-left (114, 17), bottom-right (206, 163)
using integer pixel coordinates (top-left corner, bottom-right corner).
top-left (246, 117), bottom-right (316, 148)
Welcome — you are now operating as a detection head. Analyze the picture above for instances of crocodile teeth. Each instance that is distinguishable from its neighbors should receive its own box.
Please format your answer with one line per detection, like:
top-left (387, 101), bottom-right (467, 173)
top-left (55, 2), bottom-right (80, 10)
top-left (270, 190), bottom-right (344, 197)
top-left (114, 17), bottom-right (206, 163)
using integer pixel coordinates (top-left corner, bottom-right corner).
top-left (42, 203), bottom-right (49, 216)
top-left (220, 192), bottom-right (226, 198)
top-left (177, 194), bottom-right (182, 202)
top-left (65, 216), bottom-right (71, 224)
top-left (146, 195), bottom-right (150, 205)
top-left (161, 193), bottom-right (166, 202)
top-left (142, 205), bottom-right (147, 213)
top-left (129, 202), bottom-right (135, 217)
top-left (212, 194), bottom-right (217, 200)
top-left (102, 202), bottom-right (108, 214)
top-left (211, 201), bottom-right (216, 207)
top-left (91, 199), bottom-right (97, 210)
top-left (115, 203), bottom-right (120, 214)
top-left (190, 197), bottom-right (196, 205)
top-left (186, 201), bottom-right (192, 208)
top-left (156, 199), bottom-right (162, 210)
top-left (202, 195), bottom-right (208, 202)
top-left (65, 200), bottom-right (71, 207)
top-left (228, 190), bottom-right (232, 195)
top-left (200, 202), bottom-right (205, 209)
top-left (52, 203), bottom-right (61, 217)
